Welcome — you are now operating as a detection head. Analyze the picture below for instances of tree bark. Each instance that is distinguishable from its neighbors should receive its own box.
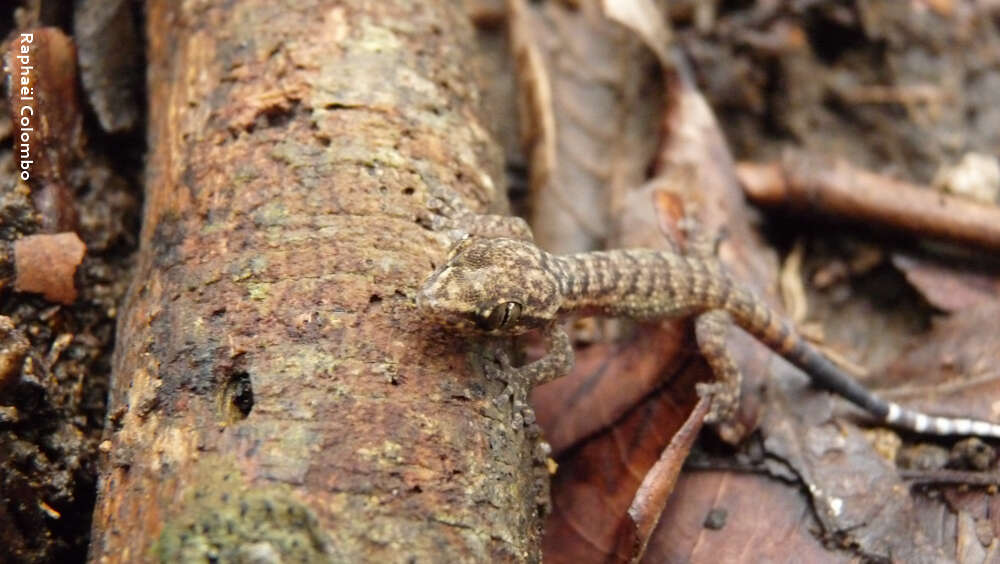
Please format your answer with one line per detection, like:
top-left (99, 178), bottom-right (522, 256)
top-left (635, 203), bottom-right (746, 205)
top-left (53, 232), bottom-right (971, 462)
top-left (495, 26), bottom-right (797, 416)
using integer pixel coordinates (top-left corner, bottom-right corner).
top-left (89, 1), bottom-right (545, 561)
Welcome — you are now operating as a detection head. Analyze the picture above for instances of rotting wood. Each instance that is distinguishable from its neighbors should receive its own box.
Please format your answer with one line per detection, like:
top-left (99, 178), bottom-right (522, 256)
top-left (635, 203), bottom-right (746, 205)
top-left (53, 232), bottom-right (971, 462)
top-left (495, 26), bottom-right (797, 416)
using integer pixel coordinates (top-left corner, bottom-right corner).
top-left (12, 232), bottom-right (86, 304)
top-left (89, 2), bottom-right (546, 562)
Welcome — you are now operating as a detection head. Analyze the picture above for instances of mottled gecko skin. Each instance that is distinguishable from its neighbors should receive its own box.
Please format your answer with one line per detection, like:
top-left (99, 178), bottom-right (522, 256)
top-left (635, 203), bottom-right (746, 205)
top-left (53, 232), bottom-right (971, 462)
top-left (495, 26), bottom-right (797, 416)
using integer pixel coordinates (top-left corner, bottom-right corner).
top-left (419, 236), bottom-right (1000, 439)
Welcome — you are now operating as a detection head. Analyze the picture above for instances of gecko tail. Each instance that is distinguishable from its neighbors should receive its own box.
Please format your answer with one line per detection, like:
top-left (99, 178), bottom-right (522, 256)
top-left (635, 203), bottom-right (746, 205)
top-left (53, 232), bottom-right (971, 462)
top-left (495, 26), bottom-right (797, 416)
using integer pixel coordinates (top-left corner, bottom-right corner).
top-left (780, 334), bottom-right (1000, 439)
top-left (885, 402), bottom-right (1000, 438)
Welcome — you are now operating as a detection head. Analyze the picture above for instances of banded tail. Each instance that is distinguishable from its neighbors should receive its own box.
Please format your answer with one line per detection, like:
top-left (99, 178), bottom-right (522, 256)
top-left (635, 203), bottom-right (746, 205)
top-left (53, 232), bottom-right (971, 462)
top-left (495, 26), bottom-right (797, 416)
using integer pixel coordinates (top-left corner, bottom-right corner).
top-left (726, 283), bottom-right (1000, 439)
top-left (545, 247), bottom-right (1000, 439)
top-left (784, 339), bottom-right (1000, 438)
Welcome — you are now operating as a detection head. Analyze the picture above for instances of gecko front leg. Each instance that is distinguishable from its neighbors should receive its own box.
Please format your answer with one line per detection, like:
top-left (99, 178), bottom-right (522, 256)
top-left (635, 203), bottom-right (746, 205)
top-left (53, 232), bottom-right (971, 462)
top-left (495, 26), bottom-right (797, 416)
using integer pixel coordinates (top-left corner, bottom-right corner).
top-left (478, 325), bottom-right (574, 387)
top-left (424, 191), bottom-right (535, 242)
top-left (516, 325), bottom-right (574, 386)
top-left (476, 325), bottom-right (572, 435)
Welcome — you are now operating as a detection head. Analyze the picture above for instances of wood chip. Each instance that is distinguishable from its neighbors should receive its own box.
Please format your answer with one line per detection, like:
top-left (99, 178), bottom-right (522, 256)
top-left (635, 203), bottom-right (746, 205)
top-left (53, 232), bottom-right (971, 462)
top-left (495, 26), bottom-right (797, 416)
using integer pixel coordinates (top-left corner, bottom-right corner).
top-left (13, 232), bottom-right (86, 304)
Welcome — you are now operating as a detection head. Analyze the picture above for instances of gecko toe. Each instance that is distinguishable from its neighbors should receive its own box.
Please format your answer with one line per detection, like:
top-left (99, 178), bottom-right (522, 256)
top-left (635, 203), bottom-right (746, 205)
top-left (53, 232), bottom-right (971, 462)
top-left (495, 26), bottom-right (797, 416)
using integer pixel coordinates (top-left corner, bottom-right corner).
top-left (697, 381), bottom-right (739, 424)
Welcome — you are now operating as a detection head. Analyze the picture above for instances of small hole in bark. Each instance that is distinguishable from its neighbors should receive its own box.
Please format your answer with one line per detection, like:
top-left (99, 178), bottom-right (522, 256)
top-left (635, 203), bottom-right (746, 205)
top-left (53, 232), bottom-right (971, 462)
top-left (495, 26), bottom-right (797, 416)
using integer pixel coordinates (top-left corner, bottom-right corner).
top-left (402, 187), bottom-right (414, 195)
top-left (221, 371), bottom-right (254, 421)
top-left (264, 108), bottom-right (293, 128)
top-left (369, 294), bottom-right (382, 304)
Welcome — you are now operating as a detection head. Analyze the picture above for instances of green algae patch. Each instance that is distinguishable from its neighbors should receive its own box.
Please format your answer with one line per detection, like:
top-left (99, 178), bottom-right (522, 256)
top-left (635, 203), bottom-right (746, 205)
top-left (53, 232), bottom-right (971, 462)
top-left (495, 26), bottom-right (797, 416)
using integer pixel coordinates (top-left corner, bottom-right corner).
top-left (152, 463), bottom-right (334, 563)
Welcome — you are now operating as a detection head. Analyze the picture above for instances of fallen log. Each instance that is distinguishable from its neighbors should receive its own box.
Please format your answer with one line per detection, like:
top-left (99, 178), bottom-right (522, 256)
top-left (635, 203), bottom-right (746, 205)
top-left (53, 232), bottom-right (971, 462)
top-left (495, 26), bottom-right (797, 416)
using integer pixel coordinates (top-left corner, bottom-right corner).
top-left (89, 2), bottom-right (546, 561)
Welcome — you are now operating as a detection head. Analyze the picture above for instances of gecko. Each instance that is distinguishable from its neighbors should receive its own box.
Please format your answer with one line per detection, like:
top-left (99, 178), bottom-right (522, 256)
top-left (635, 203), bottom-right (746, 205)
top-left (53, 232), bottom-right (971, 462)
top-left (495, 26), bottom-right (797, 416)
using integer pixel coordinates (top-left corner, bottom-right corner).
top-left (417, 234), bottom-right (1000, 439)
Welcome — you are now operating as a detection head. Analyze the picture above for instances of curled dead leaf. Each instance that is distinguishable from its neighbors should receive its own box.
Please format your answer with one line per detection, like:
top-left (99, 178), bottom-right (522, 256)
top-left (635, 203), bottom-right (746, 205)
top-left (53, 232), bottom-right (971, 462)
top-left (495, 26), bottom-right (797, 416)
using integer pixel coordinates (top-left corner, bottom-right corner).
top-left (532, 323), bottom-right (687, 455)
top-left (625, 396), bottom-right (709, 562)
top-left (892, 253), bottom-right (1000, 313)
top-left (74, 0), bottom-right (142, 133)
top-left (541, 358), bottom-right (709, 563)
top-left (601, 0), bottom-right (673, 67)
top-left (14, 232), bottom-right (86, 305)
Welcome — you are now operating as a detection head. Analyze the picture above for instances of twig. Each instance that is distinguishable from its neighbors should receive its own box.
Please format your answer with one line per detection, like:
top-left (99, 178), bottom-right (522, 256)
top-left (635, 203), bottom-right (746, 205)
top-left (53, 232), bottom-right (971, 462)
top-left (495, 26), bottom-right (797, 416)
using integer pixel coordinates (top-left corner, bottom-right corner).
top-left (737, 150), bottom-right (1000, 252)
top-left (899, 469), bottom-right (1000, 487)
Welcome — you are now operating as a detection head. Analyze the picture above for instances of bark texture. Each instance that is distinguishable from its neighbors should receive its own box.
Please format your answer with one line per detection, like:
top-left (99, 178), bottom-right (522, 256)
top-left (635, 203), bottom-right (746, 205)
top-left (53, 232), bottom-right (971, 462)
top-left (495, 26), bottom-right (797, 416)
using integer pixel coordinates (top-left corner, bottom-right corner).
top-left (89, 1), bottom-right (545, 561)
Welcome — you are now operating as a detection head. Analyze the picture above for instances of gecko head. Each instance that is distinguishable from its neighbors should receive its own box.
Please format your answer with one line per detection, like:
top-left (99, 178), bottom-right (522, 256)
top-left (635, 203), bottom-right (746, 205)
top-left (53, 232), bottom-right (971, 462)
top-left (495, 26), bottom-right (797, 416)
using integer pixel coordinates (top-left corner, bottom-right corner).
top-left (418, 236), bottom-right (561, 335)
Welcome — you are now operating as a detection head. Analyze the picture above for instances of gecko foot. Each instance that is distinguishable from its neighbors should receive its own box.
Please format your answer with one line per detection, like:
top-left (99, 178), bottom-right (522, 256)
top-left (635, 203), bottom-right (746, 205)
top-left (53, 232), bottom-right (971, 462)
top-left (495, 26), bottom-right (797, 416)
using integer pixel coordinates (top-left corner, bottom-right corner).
top-left (492, 385), bottom-right (514, 408)
top-left (510, 400), bottom-right (544, 436)
top-left (473, 345), bottom-right (542, 432)
top-left (512, 398), bottom-right (526, 429)
top-left (482, 351), bottom-right (518, 410)
top-left (696, 381), bottom-right (739, 425)
top-left (469, 344), bottom-right (515, 382)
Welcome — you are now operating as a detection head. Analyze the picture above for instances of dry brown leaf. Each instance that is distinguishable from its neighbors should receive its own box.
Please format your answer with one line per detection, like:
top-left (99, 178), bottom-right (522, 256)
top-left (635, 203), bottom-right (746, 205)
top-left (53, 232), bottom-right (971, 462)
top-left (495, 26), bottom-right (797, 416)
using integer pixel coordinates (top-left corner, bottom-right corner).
top-left (649, 189), bottom-right (685, 251)
top-left (74, 0), bottom-right (142, 133)
top-left (940, 488), bottom-right (1000, 561)
top-left (13, 232), bottom-right (86, 304)
top-left (531, 323), bottom-right (686, 455)
top-left (542, 360), bottom-right (707, 563)
top-left (892, 253), bottom-right (1000, 313)
top-left (514, 2), bottom-right (705, 555)
top-left (625, 396), bottom-right (709, 562)
top-left (759, 363), bottom-right (951, 562)
top-left (874, 302), bottom-right (1000, 424)
top-left (754, 303), bottom-right (1000, 562)
top-left (645, 472), bottom-right (847, 563)
top-left (509, 0), bottom-right (662, 253)
top-left (601, 0), bottom-right (672, 68)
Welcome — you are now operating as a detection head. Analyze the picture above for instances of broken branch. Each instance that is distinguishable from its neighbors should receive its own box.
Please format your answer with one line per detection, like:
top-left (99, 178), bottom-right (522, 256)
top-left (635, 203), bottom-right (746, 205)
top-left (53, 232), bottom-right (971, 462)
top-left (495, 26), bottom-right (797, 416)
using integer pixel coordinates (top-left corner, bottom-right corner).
top-left (738, 150), bottom-right (1000, 252)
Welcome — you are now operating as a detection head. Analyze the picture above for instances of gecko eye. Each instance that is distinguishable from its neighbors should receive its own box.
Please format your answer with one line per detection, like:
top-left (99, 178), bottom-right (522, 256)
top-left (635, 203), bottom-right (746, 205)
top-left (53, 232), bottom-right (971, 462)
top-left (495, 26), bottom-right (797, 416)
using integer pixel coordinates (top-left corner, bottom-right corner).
top-left (477, 302), bottom-right (523, 331)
